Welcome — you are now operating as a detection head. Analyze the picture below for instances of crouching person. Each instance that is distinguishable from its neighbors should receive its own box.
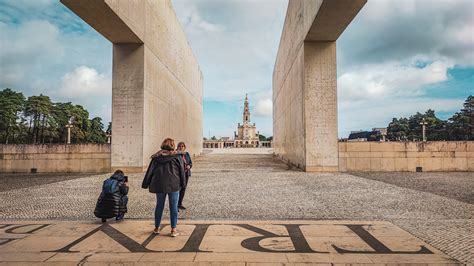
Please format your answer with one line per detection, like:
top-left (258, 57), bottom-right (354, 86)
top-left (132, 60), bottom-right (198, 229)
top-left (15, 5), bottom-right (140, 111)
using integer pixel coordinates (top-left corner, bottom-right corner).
top-left (94, 170), bottom-right (129, 222)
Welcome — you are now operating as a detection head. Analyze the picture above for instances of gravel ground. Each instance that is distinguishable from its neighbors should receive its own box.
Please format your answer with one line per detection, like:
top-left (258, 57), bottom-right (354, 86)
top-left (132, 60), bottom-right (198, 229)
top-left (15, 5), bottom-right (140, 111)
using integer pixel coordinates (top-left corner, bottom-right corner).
top-left (0, 152), bottom-right (472, 263)
top-left (0, 173), bottom-right (92, 192)
top-left (351, 171), bottom-right (474, 204)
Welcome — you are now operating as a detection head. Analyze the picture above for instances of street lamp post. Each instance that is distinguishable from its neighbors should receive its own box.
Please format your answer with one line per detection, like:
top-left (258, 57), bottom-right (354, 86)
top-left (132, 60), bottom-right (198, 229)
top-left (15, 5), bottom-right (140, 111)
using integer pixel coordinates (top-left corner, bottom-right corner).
top-left (420, 118), bottom-right (428, 142)
top-left (65, 123), bottom-right (73, 144)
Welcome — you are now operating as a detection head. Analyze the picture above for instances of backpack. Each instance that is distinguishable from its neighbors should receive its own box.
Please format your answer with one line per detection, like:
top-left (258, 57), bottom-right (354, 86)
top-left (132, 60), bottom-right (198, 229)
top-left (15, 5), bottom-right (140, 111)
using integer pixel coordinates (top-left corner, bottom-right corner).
top-left (103, 179), bottom-right (119, 194)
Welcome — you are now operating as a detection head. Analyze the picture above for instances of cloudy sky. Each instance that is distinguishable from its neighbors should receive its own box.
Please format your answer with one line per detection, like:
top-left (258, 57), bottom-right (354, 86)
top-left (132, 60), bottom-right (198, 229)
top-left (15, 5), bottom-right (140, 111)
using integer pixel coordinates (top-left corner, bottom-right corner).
top-left (0, 0), bottom-right (472, 138)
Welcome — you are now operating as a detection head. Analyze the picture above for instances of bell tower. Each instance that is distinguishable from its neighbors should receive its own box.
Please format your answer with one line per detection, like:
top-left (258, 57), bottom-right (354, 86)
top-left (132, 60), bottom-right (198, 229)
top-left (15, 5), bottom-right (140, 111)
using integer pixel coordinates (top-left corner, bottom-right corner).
top-left (243, 93), bottom-right (250, 124)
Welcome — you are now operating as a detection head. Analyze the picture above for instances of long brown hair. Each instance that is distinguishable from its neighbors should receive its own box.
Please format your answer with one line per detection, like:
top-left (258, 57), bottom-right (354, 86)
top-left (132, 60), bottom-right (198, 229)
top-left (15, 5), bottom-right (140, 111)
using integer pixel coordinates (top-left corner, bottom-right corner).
top-left (160, 138), bottom-right (175, 151)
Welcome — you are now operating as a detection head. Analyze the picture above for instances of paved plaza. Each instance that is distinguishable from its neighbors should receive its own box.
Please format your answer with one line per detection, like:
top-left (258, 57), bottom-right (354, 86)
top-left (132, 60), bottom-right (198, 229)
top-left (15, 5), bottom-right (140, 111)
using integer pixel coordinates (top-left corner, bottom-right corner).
top-left (0, 149), bottom-right (472, 264)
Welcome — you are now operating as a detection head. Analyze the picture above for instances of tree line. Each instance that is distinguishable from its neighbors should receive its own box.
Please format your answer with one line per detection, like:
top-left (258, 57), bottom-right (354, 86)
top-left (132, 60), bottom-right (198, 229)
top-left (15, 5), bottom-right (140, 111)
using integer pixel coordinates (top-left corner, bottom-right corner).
top-left (0, 88), bottom-right (111, 144)
top-left (387, 95), bottom-right (473, 141)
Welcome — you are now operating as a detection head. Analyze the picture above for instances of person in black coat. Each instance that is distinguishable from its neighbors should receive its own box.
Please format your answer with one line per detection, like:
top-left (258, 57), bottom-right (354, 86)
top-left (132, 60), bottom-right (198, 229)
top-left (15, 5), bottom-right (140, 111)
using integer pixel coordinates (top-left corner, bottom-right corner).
top-left (142, 138), bottom-right (185, 237)
top-left (176, 142), bottom-right (192, 210)
top-left (94, 170), bottom-right (129, 222)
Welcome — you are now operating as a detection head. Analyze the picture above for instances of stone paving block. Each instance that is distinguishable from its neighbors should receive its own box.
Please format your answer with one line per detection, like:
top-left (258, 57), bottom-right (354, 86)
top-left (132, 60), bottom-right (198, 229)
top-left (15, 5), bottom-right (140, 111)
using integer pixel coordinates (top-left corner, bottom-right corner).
top-left (360, 224), bottom-right (416, 238)
top-left (305, 236), bottom-right (373, 253)
top-left (205, 224), bottom-right (260, 237)
top-left (33, 223), bottom-right (99, 237)
top-left (366, 254), bottom-right (458, 264)
top-left (200, 236), bottom-right (260, 253)
top-left (195, 252), bottom-right (288, 262)
top-left (46, 252), bottom-right (94, 262)
top-left (0, 262), bottom-right (78, 266)
top-left (139, 252), bottom-right (196, 262)
top-left (286, 253), bottom-right (372, 263)
top-left (300, 225), bottom-right (356, 237)
top-left (0, 236), bottom-right (78, 252)
top-left (86, 252), bottom-right (145, 262)
top-left (0, 252), bottom-right (56, 262)
top-left (145, 233), bottom-right (191, 252)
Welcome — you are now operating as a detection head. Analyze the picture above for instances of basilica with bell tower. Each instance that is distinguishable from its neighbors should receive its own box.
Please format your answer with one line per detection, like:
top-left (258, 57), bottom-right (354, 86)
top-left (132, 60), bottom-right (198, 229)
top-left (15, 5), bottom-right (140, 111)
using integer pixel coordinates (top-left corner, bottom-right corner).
top-left (203, 94), bottom-right (271, 149)
top-left (235, 94), bottom-right (259, 148)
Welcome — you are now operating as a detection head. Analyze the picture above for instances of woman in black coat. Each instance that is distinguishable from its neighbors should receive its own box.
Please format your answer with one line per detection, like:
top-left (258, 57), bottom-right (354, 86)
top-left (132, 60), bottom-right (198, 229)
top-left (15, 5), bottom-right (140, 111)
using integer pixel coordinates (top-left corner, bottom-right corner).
top-left (176, 142), bottom-right (192, 210)
top-left (142, 138), bottom-right (185, 237)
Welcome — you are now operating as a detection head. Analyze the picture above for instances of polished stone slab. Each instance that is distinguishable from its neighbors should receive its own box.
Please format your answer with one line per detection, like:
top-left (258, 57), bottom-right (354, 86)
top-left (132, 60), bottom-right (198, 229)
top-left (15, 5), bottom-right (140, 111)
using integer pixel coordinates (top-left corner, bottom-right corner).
top-left (0, 220), bottom-right (458, 264)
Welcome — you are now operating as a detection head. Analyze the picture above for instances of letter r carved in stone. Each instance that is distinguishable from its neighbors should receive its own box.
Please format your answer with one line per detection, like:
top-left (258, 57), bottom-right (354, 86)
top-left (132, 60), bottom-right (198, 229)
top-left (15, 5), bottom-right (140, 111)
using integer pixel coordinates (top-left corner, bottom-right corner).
top-left (236, 224), bottom-right (328, 253)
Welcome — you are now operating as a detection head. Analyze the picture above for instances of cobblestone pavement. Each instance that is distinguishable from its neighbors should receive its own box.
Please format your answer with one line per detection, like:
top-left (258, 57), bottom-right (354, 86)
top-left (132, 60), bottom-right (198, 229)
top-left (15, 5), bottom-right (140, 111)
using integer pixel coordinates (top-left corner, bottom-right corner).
top-left (0, 152), bottom-right (472, 263)
top-left (0, 173), bottom-right (92, 192)
top-left (351, 171), bottom-right (474, 204)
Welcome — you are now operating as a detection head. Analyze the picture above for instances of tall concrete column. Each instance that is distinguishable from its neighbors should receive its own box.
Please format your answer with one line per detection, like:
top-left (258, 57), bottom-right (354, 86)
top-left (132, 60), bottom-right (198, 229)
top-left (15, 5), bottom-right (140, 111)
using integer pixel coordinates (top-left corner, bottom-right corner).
top-left (273, 0), bottom-right (366, 172)
top-left (61, 0), bottom-right (203, 172)
top-left (111, 44), bottom-right (144, 172)
top-left (304, 41), bottom-right (338, 171)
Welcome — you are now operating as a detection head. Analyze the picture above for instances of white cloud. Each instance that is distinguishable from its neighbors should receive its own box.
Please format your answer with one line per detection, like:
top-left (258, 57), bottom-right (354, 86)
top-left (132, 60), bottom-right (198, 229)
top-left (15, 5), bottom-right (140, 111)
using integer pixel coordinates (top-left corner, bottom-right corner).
top-left (338, 0), bottom-right (474, 69)
top-left (172, 0), bottom-right (288, 102)
top-left (186, 11), bottom-right (225, 34)
top-left (338, 98), bottom-right (464, 137)
top-left (0, 20), bottom-right (63, 86)
top-left (58, 66), bottom-right (111, 98)
top-left (338, 60), bottom-right (454, 101)
top-left (335, 0), bottom-right (472, 137)
top-left (254, 98), bottom-right (272, 117)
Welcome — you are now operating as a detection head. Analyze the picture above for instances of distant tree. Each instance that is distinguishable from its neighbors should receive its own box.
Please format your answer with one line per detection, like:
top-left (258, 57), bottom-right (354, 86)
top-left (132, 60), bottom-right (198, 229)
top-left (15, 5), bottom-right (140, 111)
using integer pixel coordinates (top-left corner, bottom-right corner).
top-left (0, 88), bottom-right (111, 144)
top-left (203, 137), bottom-right (208, 141)
top-left (24, 94), bottom-right (53, 144)
top-left (52, 102), bottom-right (89, 143)
top-left (387, 118), bottom-right (409, 141)
top-left (448, 95), bottom-right (473, 140)
top-left (86, 117), bottom-right (107, 143)
top-left (386, 96), bottom-right (473, 141)
top-left (258, 134), bottom-right (266, 141)
top-left (266, 136), bottom-right (273, 141)
top-left (0, 88), bottom-right (26, 144)
top-left (211, 136), bottom-right (217, 140)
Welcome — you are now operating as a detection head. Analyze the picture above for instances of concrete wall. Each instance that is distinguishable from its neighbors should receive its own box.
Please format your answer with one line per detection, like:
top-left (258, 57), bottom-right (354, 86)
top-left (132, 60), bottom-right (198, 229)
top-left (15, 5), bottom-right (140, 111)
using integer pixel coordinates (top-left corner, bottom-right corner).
top-left (339, 141), bottom-right (474, 172)
top-left (61, 0), bottom-right (203, 172)
top-left (273, 0), bottom-right (366, 172)
top-left (0, 144), bottom-right (111, 173)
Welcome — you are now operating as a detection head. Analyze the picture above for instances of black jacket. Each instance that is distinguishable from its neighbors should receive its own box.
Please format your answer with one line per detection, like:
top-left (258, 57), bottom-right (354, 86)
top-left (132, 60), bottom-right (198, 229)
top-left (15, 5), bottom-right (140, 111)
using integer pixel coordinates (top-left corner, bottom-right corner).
top-left (142, 150), bottom-right (185, 193)
top-left (94, 173), bottom-right (128, 219)
top-left (181, 152), bottom-right (193, 177)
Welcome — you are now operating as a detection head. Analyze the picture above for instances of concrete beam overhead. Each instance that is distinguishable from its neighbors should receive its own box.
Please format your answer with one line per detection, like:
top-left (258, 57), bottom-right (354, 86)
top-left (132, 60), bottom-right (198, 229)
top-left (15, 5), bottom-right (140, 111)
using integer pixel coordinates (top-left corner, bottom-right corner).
top-left (60, 0), bottom-right (143, 44)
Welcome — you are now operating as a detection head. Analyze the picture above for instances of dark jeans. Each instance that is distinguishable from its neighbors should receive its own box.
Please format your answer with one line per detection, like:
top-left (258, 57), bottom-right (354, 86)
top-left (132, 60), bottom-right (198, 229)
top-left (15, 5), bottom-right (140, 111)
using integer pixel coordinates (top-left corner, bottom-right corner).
top-left (120, 195), bottom-right (128, 214)
top-left (178, 174), bottom-right (190, 207)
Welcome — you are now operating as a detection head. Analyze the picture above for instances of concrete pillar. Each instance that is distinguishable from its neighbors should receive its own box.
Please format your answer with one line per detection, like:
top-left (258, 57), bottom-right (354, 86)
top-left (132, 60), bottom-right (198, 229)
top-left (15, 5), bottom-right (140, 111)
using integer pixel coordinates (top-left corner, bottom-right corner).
top-left (303, 42), bottom-right (338, 171)
top-left (111, 44), bottom-right (144, 172)
top-left (61, 0), bottom-right (203, 172)
top-left (273, 0), bottom-right (366, 172)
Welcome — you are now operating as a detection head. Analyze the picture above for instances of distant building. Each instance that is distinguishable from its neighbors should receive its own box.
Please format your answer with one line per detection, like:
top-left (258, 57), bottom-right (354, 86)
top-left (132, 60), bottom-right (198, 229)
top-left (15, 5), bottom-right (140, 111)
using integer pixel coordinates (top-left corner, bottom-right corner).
top-left (347, 128), bottom-right (387, 142)
top-left (235, 94), bottom-right (259, 148)
top-left (203, 94), bottom-right (272, 148)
